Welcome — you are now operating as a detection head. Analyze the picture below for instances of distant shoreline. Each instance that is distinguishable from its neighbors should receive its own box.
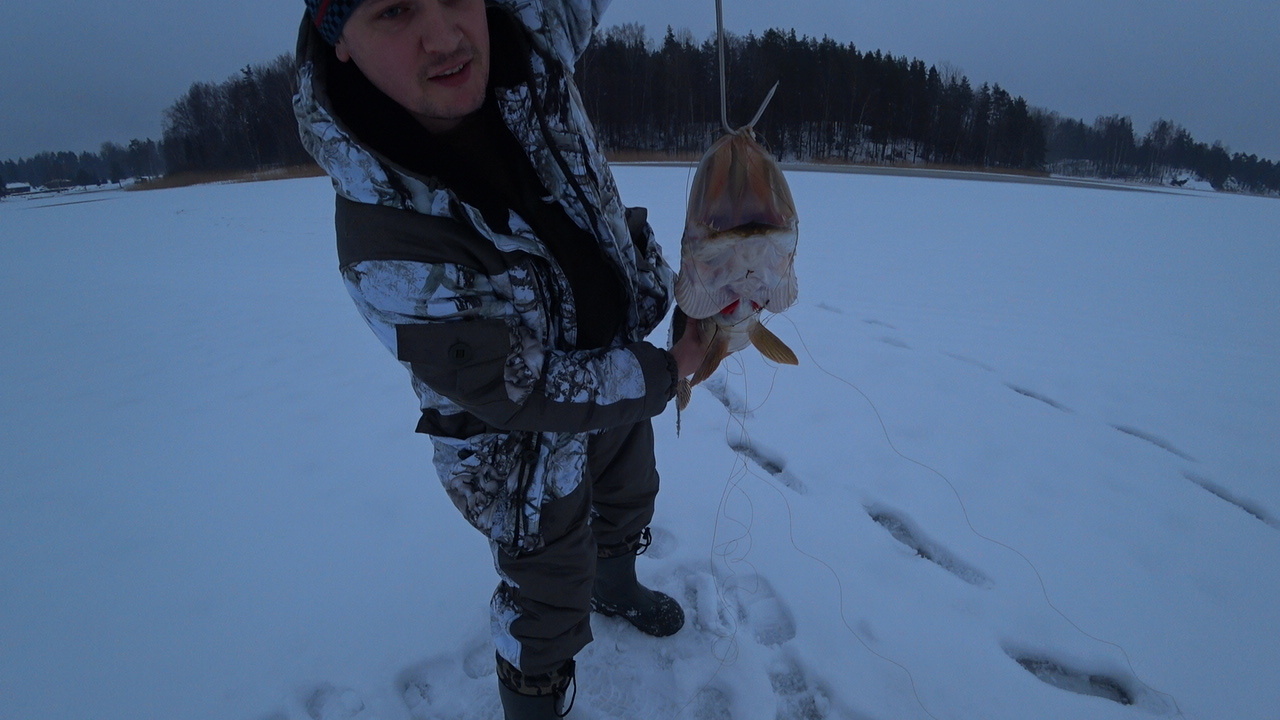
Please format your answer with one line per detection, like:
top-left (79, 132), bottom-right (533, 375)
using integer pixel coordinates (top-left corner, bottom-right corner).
top-left (616, 160), bottom-right (1200, 196)
top-left (2, 161), bottom-right (1212, 198)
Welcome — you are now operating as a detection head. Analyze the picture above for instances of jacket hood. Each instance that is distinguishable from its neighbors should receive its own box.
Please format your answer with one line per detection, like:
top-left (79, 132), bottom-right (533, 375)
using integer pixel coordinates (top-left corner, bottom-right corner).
top-left (294, 0), bottom-right (675, 344)
top-left (294, 12), bottom-right (446, 212)
top-left (293, 5), bottom-right (547, 214)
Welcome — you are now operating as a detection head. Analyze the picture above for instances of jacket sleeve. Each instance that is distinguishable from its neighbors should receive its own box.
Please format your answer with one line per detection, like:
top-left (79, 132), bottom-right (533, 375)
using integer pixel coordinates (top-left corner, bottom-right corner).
top-left (342, 258), bottom-right (677, 434)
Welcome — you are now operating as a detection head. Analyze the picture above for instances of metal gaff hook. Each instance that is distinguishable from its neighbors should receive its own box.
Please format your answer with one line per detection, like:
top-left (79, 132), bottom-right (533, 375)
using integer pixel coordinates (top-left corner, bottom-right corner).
top-left (715, 0), bottom-right (779, 135)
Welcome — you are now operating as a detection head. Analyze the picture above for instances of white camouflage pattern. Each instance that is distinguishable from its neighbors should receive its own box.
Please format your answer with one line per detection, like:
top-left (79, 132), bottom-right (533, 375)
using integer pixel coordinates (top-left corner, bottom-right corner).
top-left (294, 0), bottom-right (672, 556)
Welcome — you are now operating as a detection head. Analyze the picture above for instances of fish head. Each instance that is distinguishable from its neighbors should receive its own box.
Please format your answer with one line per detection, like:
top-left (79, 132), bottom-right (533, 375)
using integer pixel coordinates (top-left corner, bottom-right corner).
top-left (685, 131), bottom-right (797, 238)
top-left (675, 130), bottom-right (800, 322)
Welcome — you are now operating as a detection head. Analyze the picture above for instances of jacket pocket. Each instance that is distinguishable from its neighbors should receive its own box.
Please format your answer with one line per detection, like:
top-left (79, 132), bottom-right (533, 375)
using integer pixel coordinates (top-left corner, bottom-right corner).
top-left (396, 319), bottom-right (512, 408)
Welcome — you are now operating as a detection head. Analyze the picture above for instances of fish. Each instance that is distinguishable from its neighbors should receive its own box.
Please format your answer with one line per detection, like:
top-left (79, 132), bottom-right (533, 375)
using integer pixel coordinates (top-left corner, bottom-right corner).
top-left (674, 125), bottom-right (799, 409)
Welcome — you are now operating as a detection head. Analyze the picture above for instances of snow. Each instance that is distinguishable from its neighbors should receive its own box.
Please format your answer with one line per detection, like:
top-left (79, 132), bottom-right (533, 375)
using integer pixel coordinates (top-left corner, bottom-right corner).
top-left (1, 169), bottom-right (1277, 720)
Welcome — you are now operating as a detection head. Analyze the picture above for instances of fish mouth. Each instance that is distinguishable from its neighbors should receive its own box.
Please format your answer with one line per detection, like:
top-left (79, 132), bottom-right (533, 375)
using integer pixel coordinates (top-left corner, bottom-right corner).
top-left (717, 299), bottom-right (763, 317)
top-left (704, 221), bottom-right (793, 238)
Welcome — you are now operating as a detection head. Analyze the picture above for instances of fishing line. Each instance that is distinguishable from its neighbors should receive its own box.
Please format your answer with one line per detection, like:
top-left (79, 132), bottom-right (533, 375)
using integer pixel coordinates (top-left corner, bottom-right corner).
top-left (668, 337), bottom-right (936, 718)
top-left (668, 372), bottom-right (761, 719)
top-left (672, 253), bottom-right (1179, 714)
top-left (676, 0), bottom-right (1174, 713)
top-left (702, 351), bottom-right (946, 720)
top-left (767, 312), bottom-right (1186, 717)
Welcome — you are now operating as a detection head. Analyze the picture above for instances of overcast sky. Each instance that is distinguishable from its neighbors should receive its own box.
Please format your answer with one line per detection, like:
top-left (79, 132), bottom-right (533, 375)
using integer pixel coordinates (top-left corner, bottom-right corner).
top-left (3, 0), bottom-right (1277, 163)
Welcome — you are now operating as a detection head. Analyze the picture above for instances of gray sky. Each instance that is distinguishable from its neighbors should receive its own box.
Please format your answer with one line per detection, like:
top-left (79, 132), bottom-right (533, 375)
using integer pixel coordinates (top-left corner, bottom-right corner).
top-left (3, 0), bottom-right (1277, 163)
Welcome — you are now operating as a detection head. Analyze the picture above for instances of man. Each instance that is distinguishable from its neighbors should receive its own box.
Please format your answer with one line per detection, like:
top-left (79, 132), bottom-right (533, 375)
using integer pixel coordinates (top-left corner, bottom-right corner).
top-left (294, 1), bottom-right (708, 717)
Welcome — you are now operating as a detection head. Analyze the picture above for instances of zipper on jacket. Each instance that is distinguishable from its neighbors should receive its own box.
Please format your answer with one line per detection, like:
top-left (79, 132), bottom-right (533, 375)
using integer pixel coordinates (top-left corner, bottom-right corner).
top-left (513, 432), bottom-right (543, 555)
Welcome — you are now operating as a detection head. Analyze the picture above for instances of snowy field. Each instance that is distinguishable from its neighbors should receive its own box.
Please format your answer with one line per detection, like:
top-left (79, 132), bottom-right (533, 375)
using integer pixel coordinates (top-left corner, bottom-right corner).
top-left (2, 168), bottom-right (1277, 720)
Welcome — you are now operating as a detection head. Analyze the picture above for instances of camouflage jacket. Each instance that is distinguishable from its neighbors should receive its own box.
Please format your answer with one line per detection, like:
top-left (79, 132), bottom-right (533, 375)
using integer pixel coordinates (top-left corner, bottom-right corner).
top-left (294, 1), bottom-right (676, 554)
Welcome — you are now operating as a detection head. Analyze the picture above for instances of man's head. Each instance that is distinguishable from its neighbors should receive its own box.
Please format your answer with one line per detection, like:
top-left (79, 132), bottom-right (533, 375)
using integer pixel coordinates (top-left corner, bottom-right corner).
top-left (308, 0), bottom-right (491, 133)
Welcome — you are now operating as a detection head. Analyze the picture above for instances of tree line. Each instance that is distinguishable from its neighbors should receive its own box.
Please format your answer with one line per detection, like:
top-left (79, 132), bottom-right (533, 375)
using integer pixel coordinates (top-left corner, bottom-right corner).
top-left (4, 25), bottom-right (1277, 197)
top-left (576, 25), bottom-right (1277, 193)
top-left (577, 25), bottom-right (1047, 171)
top-left (1039, 113), bottom-right (1278, 193)
top-left (2, 139), bottom-right (162, 193)
top-left (2, 53), bottom-right (308, 193)
top-left (159, 54), bottom-right (311, 175)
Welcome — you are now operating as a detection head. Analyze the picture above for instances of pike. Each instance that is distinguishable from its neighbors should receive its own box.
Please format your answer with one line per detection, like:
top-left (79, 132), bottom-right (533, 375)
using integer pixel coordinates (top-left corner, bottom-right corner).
top-left (673, 81), bottom-right (799, 410)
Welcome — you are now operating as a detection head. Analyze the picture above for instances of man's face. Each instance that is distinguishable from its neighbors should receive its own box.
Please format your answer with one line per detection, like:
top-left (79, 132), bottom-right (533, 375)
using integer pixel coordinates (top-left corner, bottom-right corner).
top-left (335, 0), bottom-right (490, 133)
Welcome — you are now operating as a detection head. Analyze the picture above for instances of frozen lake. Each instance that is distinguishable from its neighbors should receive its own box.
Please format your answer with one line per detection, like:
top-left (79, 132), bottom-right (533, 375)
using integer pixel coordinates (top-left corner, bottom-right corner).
top-left (2, 168), bottom-right (1277, 720)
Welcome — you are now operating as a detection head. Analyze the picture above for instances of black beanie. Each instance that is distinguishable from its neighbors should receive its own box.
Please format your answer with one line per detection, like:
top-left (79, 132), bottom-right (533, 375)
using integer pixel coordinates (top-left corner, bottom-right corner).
top-left (306, 0), bottom-right (364, 45)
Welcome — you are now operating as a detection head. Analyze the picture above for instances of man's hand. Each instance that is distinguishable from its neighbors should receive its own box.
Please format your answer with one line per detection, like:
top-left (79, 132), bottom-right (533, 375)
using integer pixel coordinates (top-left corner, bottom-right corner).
top-left (669, 315), bottom-right (711, 379)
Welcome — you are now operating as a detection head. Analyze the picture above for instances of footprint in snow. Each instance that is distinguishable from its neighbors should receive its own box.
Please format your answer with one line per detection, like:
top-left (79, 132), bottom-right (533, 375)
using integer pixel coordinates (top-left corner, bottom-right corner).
top-left (680, 566), bottom-right (798, 650)
top-left (1111, 424), bottom-right (1196, 462)
top-left (728, 436), bottom-right (806, 494)
top-left (688, 685), bottom-right (734, 720)
top-left (768, 653), bottom-right (834, 720)
top-left (1013, 654), bottom-right (1133, 705)
top-left (944, 352), bottom-right (996, 373)
top-left (304, 684), bottom-right (369, 720)
top-left (722, 572), bottom-right (798, 647)
top-left (865, 506), bottom-right (993, 588)
top-left (398, 630), bottom-right (500, 720)
top-left (1003, 647), bottom-right (1179, 715)
top-left (703, 372), bottom-right (754, 417)
top-left (703, 375), bottom-right (806, 494)
top-left (1004, 383), bottom-right (1072, 413)
top-left (682, 569), bottom-right (866, 719)
top-left (644, 525), bottom-right (679, 559)
top-left (1184, 472), bottom-right (1279, 529)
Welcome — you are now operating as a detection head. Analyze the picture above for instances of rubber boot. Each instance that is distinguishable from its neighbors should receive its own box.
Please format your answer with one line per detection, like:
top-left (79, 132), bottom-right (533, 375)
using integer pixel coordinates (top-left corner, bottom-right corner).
top-left (591, 541), bottom-right (685, 637)
top-left (497, 655), bottom-right (575, 720)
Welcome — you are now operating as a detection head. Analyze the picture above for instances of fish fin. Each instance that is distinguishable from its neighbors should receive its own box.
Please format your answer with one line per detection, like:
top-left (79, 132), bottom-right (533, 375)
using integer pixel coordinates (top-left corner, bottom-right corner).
top-left (749, 323), bottom-right (799, 365)
top-left (676, 378), bottom-right (692, 411)
top-left (674, 268), bottom-right (731, 319)
top-left (691, 335), bottom-right (730, 387)
top-left (763, 258), bottom-right (800, 313)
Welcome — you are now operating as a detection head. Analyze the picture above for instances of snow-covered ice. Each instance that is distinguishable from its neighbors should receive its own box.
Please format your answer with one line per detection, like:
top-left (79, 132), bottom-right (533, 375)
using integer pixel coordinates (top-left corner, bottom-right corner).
top-left (1, 169), bottom-right (1277, 720)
